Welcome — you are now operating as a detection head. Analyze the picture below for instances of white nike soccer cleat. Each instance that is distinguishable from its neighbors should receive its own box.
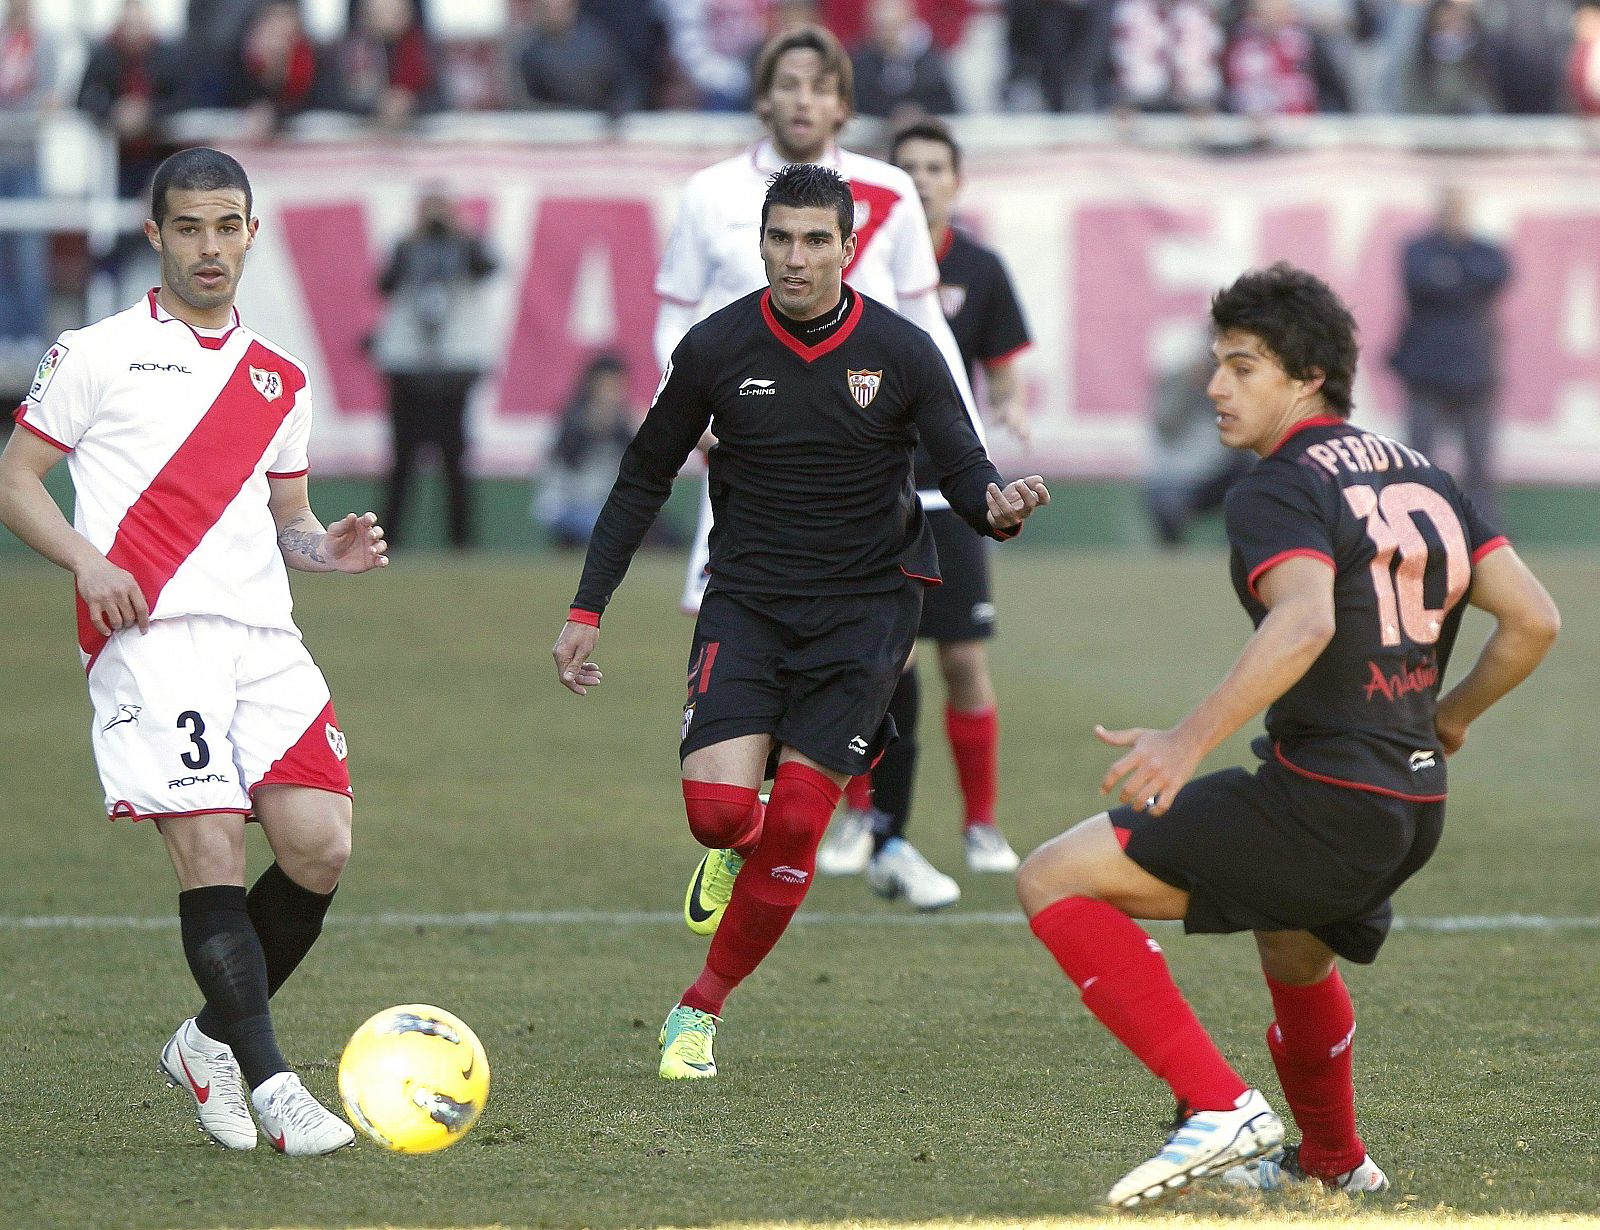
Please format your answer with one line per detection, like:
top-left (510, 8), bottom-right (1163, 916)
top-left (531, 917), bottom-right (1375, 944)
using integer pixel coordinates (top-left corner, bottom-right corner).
top-left (963, 823), bottom-right (1021, 873)
top-left (1106, 1088), bottom-right (1285, 1209)
top-left (815, 808), bottom-right (875, 876)
top-left (866, 837), bottom-right (960, 910)
top-left (159, 1018), bottom-right (258, 1149)
top-left (251, 1072), bottom-right (356, 1155)
top-left (1223, 1142), bottom-right (1391, 1194)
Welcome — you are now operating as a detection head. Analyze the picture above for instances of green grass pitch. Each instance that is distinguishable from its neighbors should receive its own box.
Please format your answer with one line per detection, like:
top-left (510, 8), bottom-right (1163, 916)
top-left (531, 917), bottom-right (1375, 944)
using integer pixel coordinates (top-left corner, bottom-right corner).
top-left (2, 546), bottom-right (1597, 1228)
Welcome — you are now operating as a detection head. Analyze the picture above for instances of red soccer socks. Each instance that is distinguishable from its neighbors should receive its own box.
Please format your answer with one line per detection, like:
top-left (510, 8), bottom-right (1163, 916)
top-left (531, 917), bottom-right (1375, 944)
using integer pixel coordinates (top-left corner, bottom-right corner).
top-left (681, 762), bottom-right (842, 1017)
top-left (1030, 895), bottom-right (1247, 1112)
top-left (1265, 969), bottom-right (1367, 1178)
top-left (946, 704), bottom-right (998, 827)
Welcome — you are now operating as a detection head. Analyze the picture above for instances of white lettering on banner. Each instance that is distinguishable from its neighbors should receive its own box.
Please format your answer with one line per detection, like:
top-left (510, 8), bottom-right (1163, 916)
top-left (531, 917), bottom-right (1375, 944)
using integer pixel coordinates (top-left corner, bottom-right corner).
top-left (233, 143), bottom-right (1600, 481)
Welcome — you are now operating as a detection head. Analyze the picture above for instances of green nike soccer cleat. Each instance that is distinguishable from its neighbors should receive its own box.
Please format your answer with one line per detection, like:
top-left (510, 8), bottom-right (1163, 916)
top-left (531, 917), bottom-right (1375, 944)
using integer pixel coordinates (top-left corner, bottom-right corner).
top-left (683, 848), bottom-right (744, 936)
top-left (658, 1003), bottom-right (719, 1079)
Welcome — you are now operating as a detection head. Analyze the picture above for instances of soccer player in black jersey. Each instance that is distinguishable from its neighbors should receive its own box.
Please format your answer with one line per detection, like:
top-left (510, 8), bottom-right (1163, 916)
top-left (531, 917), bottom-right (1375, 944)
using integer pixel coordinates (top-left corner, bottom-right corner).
top-left (1015, 263), bottom-right (1558, 1208)
top-left (818, 120), bottom-right (1036, 905)
top-left (551, 164), bottom-right (1049, 1080)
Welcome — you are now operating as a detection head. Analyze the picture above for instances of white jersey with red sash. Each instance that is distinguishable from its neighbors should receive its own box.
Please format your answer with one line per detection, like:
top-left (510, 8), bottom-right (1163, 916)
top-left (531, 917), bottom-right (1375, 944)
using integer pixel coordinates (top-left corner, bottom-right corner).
top-left (15, 291), bottom-right (313, 670)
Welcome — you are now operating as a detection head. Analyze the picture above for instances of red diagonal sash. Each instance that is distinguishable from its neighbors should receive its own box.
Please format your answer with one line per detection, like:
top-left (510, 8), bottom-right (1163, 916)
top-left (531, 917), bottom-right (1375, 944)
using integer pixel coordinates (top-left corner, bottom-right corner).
top-left (79, 341), bottom-right (306, 666)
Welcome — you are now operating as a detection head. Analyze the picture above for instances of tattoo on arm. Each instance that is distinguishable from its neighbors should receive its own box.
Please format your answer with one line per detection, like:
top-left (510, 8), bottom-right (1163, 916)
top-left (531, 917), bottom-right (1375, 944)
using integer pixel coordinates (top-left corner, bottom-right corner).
top-left (277, 514), bottom-right (328, 565)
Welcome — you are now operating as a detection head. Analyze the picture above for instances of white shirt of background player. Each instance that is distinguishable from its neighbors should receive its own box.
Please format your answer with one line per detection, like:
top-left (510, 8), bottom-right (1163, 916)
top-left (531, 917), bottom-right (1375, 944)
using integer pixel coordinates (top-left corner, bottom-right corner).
top-left (653, 43), bottom-right (982, 610)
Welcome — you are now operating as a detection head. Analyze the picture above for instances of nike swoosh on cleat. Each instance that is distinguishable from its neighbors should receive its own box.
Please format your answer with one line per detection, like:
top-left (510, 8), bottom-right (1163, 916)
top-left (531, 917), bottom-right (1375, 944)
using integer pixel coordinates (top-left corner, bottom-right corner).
top-left (177, 1051), bottom-right (211, 1103)
top-left (686, 863), bottom-right (717, 924)
top-left (269, 1131), bottom-right (286, 1151)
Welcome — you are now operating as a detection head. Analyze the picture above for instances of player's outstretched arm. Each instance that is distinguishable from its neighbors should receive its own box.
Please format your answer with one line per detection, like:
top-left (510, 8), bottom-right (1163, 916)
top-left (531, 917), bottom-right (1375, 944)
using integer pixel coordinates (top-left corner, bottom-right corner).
top-left (1434, 546), bottom-right (1559, 756)
top-left (0, 429), bottom-right (149, 635)
top-left (268, 475), bottom-right (388, 574)
top-left (552, 621), bottom-right (603, 696)
top-left (985, 476), bottom-right (1050, 531)
top-left (1096, 554), bottom-right (1335, 816)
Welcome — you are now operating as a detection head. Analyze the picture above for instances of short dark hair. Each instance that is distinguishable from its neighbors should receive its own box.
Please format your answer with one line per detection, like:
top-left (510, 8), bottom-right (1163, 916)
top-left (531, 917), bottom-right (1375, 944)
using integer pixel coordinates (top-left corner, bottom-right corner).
top-left (1210, 262), bottom-right (1359, 416)
top-left (753, 24), bottom-right (854, 115)
top-left (149, 148), bottom-right (253, 226)
top-left (761, 163), bottom-right (854, 240)
top-left (889, 118), bottom-right (961, 175)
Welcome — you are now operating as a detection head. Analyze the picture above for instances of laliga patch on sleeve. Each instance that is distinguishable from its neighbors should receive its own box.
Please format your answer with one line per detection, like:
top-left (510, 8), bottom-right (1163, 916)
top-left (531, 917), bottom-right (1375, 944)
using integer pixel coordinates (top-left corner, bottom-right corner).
top-left (27, 342), bottom-right (67, 403)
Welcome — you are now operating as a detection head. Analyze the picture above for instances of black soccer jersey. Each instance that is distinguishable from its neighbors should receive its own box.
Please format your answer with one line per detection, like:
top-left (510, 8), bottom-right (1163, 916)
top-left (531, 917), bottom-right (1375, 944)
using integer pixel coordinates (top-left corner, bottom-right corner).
top-left (1225, 414), bottom-right (1505, 801)
top-left (914, 227), bottom-right (1030, 490)
top-left (572, 288), bottom-right (1009, 616)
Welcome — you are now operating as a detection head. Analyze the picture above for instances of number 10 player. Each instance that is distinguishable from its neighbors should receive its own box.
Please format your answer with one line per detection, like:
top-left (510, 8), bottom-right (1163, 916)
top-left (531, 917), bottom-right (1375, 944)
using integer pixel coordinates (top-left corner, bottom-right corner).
top-left (1015, 263), bottom-right (1559, 1207)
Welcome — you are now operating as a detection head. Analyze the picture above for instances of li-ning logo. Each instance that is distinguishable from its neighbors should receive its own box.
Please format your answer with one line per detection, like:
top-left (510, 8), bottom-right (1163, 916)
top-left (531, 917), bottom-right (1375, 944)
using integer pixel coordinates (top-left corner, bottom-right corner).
top-left (325, 723), bottom-right (347, 760)
top-left (1409, 749), bottom-right (1437, 772)
top-left (847, 735), bottom-right (869, 756)
top-left (250, 366), bottom-right (283, 402)
top-left (770, 865), bottom-right (808, 884)
top-left (739, 378), bottom-right (776, 396)
top-left (101, 703), bottom-right (142, 732)
top-left (129, 362), bottom-right (191, 373)
top-left (847, 369), bottom-right (882, 408)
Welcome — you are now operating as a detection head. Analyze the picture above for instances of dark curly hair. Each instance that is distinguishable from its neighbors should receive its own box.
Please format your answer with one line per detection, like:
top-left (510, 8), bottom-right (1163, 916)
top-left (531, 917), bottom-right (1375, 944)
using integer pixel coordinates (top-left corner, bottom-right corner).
top-left (1210, 262), bottom-right (1359, 416)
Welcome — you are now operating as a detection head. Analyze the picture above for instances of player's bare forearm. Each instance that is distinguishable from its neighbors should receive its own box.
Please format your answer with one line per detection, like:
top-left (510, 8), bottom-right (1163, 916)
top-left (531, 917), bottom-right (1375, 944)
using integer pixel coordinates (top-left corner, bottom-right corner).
top-left (984, 362), bottom-right (1030, 445)
top-left (0, 461), bottom-right (98, 575)
top-left (276, 509), bottom-right (389, 574)
top-left (1098, 558), bottom-right (1333, 812)
top-left (275, 508), bottom-right (336, 570)
top-left (1, 434), bottom-right (149, 633)
top-left (1435, 548), bottom-right (1559, 751)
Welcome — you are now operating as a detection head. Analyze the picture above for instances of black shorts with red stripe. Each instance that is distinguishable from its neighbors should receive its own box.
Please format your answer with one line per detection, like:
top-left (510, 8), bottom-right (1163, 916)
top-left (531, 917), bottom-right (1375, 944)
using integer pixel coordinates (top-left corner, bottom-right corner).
top-left (1112, 753), bottom-right (1444, 964)
top-left (680, 584), bottom-right (922, 777)
top-left (918, 508), bottom-right (995, 642)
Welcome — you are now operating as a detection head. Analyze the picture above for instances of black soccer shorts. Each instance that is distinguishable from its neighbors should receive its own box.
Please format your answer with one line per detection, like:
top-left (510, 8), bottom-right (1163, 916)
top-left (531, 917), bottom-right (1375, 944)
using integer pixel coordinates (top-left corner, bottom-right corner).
top-left (1112, 758), bottom-right (1445, 963)
top-left (918, 509), bottom-right (995, 643)
top-left (680, 584), bottom-right (922, 777)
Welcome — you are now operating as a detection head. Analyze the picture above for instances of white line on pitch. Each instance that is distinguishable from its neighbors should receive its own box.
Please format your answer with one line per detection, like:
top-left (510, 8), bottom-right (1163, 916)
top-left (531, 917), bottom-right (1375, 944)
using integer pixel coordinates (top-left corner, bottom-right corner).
top-left (2, 911), bottom-right (1599, 932)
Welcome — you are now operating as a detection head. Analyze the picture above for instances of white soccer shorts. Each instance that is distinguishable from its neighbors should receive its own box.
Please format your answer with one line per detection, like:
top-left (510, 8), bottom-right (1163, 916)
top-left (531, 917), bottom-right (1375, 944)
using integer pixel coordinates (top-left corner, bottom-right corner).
top-left (86, 614), bottom-right (351, 821)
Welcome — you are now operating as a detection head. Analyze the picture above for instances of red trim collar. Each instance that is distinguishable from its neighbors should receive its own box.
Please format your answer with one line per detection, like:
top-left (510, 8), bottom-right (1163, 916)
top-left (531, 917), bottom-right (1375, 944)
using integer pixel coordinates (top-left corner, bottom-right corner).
top-left (934, 226), bottom-right (955, 263)
top-left (1270, 413), bottom-right (1346, 456)
top-left (147, 289), bottom-right (241, 351)
top-left (760, 289), bottom-right (864, 362)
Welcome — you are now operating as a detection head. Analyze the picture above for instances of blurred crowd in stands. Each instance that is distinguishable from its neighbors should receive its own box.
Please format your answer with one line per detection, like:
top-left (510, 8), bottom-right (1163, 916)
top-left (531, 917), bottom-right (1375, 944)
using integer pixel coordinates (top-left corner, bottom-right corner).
top-left (7, 0), bottom-right (1598, 150)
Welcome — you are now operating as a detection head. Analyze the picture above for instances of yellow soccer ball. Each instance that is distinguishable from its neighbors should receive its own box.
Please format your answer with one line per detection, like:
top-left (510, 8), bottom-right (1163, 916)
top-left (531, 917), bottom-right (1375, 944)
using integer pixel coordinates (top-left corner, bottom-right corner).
top-left (338, 1004), bottom-right (490, 1153)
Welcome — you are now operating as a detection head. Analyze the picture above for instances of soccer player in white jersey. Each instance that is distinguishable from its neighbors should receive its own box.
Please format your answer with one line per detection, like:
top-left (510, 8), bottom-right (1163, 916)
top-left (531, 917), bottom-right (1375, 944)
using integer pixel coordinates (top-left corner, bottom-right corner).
top-left (0, 149), bottom-right (385, 1156)
top-left (654, 25), bottom-right (980, 907)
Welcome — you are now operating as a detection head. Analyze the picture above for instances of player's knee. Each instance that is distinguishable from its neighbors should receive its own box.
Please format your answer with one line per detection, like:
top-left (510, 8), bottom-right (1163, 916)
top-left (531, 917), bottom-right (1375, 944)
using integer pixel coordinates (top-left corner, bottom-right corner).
top-left (682, 781), bottom-right (763, 850)
top-left (1017, 844), bottom-right (1084, 916)
top-left (1016, 821), bottom-right (1118, 915)
top-left (1254, 931), bottom-right (1337, 985)
top-left (275, 818), bottom-right (351, 894)
top-left (939, 645), bottom-right (989, 702)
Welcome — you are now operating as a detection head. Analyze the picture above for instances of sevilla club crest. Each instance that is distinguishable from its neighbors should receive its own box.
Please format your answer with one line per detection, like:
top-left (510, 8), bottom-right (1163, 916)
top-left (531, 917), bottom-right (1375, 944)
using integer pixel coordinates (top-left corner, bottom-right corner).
top-left (250, 366), bottom-right (283, 402)
top-left (847, 368), bottom-right (883, 408)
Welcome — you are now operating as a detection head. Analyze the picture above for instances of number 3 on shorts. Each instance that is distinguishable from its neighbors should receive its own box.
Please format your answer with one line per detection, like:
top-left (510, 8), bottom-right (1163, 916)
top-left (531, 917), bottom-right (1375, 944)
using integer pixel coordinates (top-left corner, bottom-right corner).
top-left (177, 710), bottom-right (211, 769)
